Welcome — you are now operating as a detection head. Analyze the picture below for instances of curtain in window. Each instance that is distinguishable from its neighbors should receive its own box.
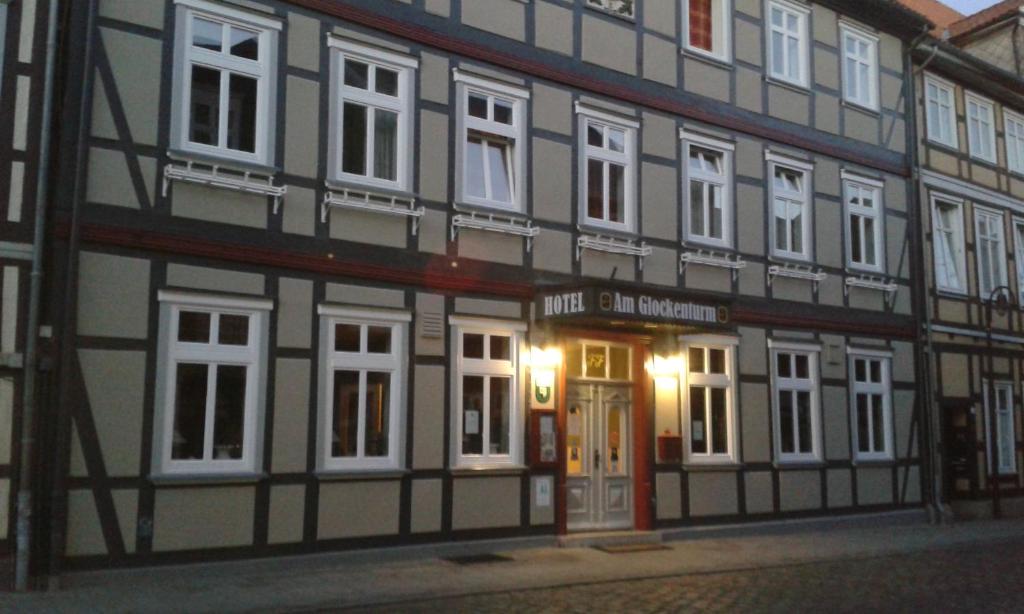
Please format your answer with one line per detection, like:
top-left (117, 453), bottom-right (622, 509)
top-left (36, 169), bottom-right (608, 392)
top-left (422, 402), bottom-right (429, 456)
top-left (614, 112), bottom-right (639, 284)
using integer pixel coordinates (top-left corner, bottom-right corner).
top-left (689, 0), bottom-right (713, 51)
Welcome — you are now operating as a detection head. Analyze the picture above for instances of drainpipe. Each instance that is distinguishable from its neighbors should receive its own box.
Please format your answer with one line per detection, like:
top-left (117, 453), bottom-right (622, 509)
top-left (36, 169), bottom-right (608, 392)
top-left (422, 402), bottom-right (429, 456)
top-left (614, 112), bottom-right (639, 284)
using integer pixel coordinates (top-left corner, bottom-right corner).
top-left (14, 0), bottom-right (61, 592)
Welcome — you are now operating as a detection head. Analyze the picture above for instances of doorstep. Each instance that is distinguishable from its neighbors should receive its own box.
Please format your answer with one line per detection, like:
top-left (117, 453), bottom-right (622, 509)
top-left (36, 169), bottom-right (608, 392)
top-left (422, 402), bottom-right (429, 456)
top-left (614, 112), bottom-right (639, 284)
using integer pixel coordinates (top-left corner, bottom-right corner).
top-left (558, 530), bottom-right (662, 548)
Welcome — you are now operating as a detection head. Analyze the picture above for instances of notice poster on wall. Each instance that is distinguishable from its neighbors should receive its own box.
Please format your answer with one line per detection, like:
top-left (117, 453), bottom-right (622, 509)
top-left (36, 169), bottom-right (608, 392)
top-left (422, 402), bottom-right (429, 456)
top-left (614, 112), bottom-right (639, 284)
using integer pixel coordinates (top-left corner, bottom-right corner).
top-left (465, 410), bottom-right (480, 435)
top-left (536, 476), bottom-right (552, 507)
top-left (539, 414), bottom-right (556, 463)
top-left (693, 421), bottom-right (705, 442)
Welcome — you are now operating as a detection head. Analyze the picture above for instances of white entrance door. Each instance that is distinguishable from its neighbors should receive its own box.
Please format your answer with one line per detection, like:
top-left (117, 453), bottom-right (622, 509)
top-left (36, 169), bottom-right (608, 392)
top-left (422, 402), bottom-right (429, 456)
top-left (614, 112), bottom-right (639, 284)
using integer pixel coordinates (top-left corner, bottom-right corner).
top-left (566, 383), bottom-right (633, 531)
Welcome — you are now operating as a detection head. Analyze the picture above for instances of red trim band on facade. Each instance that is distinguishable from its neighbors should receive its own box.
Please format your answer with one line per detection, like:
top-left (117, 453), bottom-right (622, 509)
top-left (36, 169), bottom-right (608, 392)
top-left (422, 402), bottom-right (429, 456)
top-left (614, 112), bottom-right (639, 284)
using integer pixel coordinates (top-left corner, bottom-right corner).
top-left (289, 0), bottom-right (910, 177)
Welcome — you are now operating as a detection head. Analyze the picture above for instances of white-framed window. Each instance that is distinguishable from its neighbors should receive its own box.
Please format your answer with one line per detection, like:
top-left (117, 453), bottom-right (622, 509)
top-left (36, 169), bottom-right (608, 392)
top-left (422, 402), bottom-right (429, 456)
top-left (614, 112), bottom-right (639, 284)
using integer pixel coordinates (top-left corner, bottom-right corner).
top-left (454, 71), bottom-right (529, 213)
top-left (769, 340), bottom-right (821, 463)
top-left (682, 131), bottom-right (733, 248)
top-left (683, 0), bottom-right (731, 62)
top-left (1013, 218), bottom-right (1024, 305)
top-left (766, 0), bottom-right (809, 88)
top-left (154, 290), bottom-right (271, 476)
top-left (1005, 110), bottom-right (1024, 175)
top-left (842, 172), bottom-right (884, 272)
top-left (983, 380), bottom-right (1017, 475)
top-left (924, 74), bottom-right (957, 149)
top-left (578, 105), bottom-right (638, 233)
top-left (849, 350), bottom-right (893, 461)
top-left (966, 92), bottom-right (997, 164)
top-left (318, 305), bottom-right (409, 471)
top-left (682, 335), bottom-right (739, 464)
top-left (840, 23), bottom-right (878, 110)
top-left (586, 0), bottom-right (635, 19)
top-left (931, 194), bottom-right (967, 293)
top-left (768, 153), bottom-right (813, 261)
top-left (171, 0), bottom-right (281, 166)
top-left (974, 206), bottom-right (1008, 299)
top-left (328, 38), bottom-right (416, 192)
top-left (451, 317), bottom-right (525, 468)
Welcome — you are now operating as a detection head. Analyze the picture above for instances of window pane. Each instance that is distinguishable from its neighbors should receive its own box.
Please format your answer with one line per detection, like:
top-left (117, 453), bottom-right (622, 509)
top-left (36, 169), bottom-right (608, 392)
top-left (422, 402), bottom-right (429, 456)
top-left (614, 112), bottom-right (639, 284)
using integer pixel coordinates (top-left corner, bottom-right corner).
top-left (690, 386), bottom-right (707, 454)
top-left (468, 94), bottom-right (488, 119)
top-left (373, 109), bottom-right (398, 182)
top-left (490, 335), bottom-right (511, 361)
top-left (797, 390), bottom-right (812, 453)
top-left (335, 324), bottom-right (360, 352)
top-left (375, 67), bottom-right (398, 96)
top-left (566, 343), bottom-right (583, 379)
top-left (690, 181), bottom-right (706, 236)
top-left (218, 314), bottom-right (249, 346)
top-left (771, 31), bottom-right (784, 75)
top-left (587, 124), bottom-right (603, 147)
top-left (465, 136), bottom-right (486, 199)
top-left (213, 365), bottom-right (246, 460)
top-left (585, 345), bottom-right (606, 379)
top-left (857, 393), bottom-right (870, 453)
top-left (864, 217), bottom-right (876, 266)
top-left (462, 376), bottom-right (484, 455)
top-left (871, 393), bottom-right (885, 454)
top-left (689, 347), bottom-right (705, 374)
top-left (178, 311), bottom-right (211, 343)
top-left (711, 387), bottom-right (728, 455)
top-left (489, 377), bottom-right (511, 455)
top-left (172, 363), bottom-right (209, 460)
top-left (342, 102), bottom-right (368, 175)
top-left (227, 74), bottom-right (258, 153)
top-left (229, 26), bottom-right (259, 60)
top-left (779, 390), bottom-right (794, 454)
top-left (689, 0), bottom-right (713, 51)
top-left (493, 100), bottom-right (513, 125)
top-left (344, 60), bottom-right (369, 89)
top-left (791, 207), bottom-right (803, 253)
top-left (709, 185), bottom-right (723, 239)
top-left (367, 326), bottom-right (391, 354)
top-left (795, 354), bottom-right (809, 379)
top-left (786, 33), bottom-right (799, 78)
top-left (365, 372), bottom-right (390, 457)
top-left (608, 128), bottom-right (625, 153)
top-left (608, 163), bottom-right (625, 223)
top-left (774, 207), bottom-right (788, 251)
top-left (189, 65), bottom-right (221, 146)
top-left (609, 346), bottom-right (630, 380)
top-left (776, 353), bottom-right (791, 378)
top-left (587, 159), bottom-right (604, 220)
top-left (463, 333), bottom-right (484, 359)
top-left (332, 370), bottom-right (359, 457)
top-left (854, 359), bottom-right (866, 383)
top-left (607, 406), bottom-right (623, 472)
top-left (192, 17), bottom-right (222, 52)
top-left (709, 348), bottom-right (726, 374)
top-left (487, 142), bottom-right (513, 203)
top-left (850, 214), bottom-right (863, 263)
top-left (870, 360), bottom-right (881, 384)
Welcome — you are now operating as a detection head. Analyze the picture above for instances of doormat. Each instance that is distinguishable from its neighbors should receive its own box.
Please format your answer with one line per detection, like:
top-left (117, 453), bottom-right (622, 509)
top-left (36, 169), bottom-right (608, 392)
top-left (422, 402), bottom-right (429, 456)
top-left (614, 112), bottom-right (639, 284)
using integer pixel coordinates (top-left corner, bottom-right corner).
top-left (594, 543), bottom-right (670, 554)
top-left (443, 553), bottom-right (514, 565)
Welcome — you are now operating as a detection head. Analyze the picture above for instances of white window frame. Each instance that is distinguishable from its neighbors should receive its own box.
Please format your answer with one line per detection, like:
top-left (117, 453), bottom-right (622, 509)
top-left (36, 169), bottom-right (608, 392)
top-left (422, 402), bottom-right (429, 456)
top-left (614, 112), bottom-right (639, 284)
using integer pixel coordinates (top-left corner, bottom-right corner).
top-left (171, 0), bottom-right (281, 167)
top-left (966, 92), bottom-right (997, 164)
top-left (768, 340), bottom-right (822, 464)
top-left (924, 73), bottom-right (958, 149)
top-left (1005, 109), bottom-right (1024, 175)
top-left (318, 305), bottom-right (410, 472)
top-left (974, 205), bottom-right (1008, 300)
top-left (848, 349), bottom-right (893, 462)
top-left (682, 130), bottom-right (734, 249)
top-left (153, 290), bottom-right (272, 476)
top-left (766, 0), bottom-right (809, 88)
top-left (931, 194), bottom-right (967, 294)
top-left (983, 380), bottom-right (1017, 476)
top-left (450, 317), bottom-right (526, 469)
top-left (682, 0), bottom-right (732, 63)
top-left (585, 0), bottom-right (635, 19)
top-left (681, 335), bottom-right (739, 464)
top-left (577, 104), bottom-right (638, 233)
top-left (328, 38), bottom-right (417, 193)
top-left (839, 23), bottom-right (879, 111)
top-left (842, 172), bottom-right (885, 273)
top-left (767, 152), bottom-right (814, 262)
top-left (454, 70), bottom-right (529, 213)
top-left (1013, 217), bottom-right (1024, 305)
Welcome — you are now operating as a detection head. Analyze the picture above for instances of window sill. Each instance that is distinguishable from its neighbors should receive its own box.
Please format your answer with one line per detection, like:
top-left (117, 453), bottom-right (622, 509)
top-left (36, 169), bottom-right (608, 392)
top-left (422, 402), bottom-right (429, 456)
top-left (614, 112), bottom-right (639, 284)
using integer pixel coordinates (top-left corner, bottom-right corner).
top-left (683, 462), bottom-right (743, 472)
top-left (967, 154), bottom-right (1000, 169)
top-left (680, 48), bottom-right (734, 71)
top-left (454, 201), bottom-right (529, 220)
top-left (315, 469), bottom-right (410, 481)
top-left (852, 458), bottom-right (895, 467)
top-left (167, 148), bottom-right (279, 176)
top-left (577, 223), bottom-right (638, 240)
top-left (326, 178), bottom-right (417, 201)
top-left (149, 471), bottom-right (267, 486)
top-left (935, 288), bottom-right (969, 300)
top-left (449, 465), bottom-right (528, 477)
top-left (774, 460), bottom-right (825, 470)
top-left (764, 76), bottom-right (810, 96)
top-left (924, 139), bottom-right (961, 158)
top-left (840, 99), bottom-right (880, 117)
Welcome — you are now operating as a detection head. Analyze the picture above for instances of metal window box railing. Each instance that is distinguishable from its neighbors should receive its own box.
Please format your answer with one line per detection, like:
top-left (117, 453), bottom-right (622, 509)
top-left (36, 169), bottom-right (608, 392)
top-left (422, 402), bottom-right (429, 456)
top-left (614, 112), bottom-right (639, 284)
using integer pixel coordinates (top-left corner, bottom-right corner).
top-left (680, 249), bottom-right (746, 281)
top-left (845, 274), bottom-right (899, 306)
top-left (768, 263), bottom-right (828, 290)
top-left (162, 158), bottom-right (287, 213)
top-left (321, 187), bottom-right (425, 235)
top-left (576, 233), bottom-right (652, 269)
top-left (450, 210), bottom-right (540, 251)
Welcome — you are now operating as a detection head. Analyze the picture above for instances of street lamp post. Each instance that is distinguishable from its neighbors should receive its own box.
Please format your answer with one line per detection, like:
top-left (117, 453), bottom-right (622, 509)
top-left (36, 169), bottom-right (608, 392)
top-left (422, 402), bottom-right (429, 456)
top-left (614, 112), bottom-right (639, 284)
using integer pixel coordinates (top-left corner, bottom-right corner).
top-left (985, 285), bottom-right (1012, 520)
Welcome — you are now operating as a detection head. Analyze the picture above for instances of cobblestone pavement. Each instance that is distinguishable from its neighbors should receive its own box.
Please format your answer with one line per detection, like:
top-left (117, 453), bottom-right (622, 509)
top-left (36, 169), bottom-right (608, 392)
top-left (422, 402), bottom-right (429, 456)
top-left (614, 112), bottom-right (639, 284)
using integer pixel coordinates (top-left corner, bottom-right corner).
top-left (341, 538), bottom-right (1024, 613)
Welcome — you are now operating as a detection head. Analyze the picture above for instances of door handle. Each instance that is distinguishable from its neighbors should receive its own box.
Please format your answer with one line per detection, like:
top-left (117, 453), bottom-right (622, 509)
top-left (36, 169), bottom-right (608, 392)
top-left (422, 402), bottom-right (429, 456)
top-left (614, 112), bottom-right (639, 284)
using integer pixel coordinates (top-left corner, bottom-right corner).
top-left (594, 449), bottom-right (600, 469)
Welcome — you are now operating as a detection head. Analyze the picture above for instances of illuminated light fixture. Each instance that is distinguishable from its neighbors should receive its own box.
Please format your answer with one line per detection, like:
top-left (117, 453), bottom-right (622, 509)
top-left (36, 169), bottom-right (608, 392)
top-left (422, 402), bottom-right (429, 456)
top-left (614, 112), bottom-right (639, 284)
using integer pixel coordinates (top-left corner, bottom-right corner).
top-left (529, 347), bottom-right (561, 409)
top-left (649, 355), bottom-right (682, 378)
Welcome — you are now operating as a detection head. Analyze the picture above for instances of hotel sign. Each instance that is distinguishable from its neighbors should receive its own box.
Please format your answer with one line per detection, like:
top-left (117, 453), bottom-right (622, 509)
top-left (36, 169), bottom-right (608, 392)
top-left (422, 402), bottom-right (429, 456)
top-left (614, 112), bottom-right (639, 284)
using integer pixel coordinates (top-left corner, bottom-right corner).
top-left (536, 287), bottom-right (730, 327)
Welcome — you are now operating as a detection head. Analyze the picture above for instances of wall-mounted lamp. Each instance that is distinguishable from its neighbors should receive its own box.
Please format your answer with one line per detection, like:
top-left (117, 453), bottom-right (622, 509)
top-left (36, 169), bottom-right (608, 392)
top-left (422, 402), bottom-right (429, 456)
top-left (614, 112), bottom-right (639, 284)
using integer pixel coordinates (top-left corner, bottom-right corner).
top-left (529, 347), bottom-right (561, 409)
top-left (648, 355), bottom-right (682, 379)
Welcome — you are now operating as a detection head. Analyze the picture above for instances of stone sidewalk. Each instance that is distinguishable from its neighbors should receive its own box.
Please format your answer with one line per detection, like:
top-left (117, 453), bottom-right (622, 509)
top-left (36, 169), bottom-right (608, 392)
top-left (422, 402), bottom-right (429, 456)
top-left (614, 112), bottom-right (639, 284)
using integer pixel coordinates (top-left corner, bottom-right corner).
top-left (4, 512), bottom-right (1024, 613)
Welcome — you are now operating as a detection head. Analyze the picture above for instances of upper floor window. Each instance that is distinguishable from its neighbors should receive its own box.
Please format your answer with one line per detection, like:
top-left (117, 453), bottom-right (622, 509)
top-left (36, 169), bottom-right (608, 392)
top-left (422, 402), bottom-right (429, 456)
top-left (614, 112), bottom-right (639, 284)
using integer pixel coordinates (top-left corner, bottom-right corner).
top-left (768, 153), bottom-right (813, 261)
top-left (455, 71), bottom-right (528, 213)
top-left (984, 380), bottom-right (1017, 476)
top-left (924, 74), bottom-right (957, 149)
top-left (770, 341), bottom-right (821, 463)
top-left (849, 352), bottom-right (893, 461)
top-left (843, 173), bottom-right (884, 272)
top-left (683, 132), bottom-right (733, 248)
top-left (931, 195), bottom-right (966, 293)
top-left (319, 306), bottom-right (409, 472)
top-left (1005, 110), bottom-right (1024, 175)
top-left (840, 24), bottom-right (878, 111)
top-left (329, 39), bottom-right (416, 192)
top-left (154, 290), bottom-right (271, 476)
top-left (586, 0), bottom-right (635, 18)
top-left (966, 93), bottom-right (997, 164)
top-left (578, 106), bottom-right (637, 233)
top-left (684, 0), bottom-right (731, 62)
top-left (452, 318), bottom-right (525, 468)
top-left (767, 0), bottom-right (808, 88)
top-left (1014, 218), bottom-right (1024, 305)
top-left (172, 0), bottom-right (281, 166)
top-left (975, 206), bottom-right (1008, 299)
top-left (683, 336), bottom-right (739, 464)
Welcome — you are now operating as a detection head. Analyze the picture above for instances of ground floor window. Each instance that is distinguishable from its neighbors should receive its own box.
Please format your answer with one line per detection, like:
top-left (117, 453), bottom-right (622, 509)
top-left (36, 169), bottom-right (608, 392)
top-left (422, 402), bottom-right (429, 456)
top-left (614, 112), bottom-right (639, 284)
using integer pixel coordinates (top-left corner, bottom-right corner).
top-left (681, 335), bottom-right (738, 464)
top-left (984, 380), bottom-right (1017, 475)
top-left (769, 340), bottom-right (821, 463)
top-left (849, 351), bottom-right (893, 461)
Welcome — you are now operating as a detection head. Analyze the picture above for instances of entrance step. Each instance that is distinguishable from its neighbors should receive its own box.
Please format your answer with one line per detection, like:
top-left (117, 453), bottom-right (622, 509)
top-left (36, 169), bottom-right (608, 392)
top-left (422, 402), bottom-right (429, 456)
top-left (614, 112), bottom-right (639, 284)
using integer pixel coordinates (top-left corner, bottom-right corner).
top-left (558, 530), bottom-right (662, 549)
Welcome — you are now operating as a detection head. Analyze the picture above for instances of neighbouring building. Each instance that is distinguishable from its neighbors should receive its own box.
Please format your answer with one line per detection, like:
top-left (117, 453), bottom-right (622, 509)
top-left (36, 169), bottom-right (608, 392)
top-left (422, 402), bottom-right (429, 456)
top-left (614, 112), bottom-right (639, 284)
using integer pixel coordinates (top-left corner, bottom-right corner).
top-left (5, 0), bottom-right (939, 586)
